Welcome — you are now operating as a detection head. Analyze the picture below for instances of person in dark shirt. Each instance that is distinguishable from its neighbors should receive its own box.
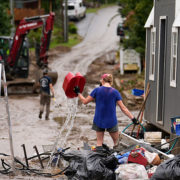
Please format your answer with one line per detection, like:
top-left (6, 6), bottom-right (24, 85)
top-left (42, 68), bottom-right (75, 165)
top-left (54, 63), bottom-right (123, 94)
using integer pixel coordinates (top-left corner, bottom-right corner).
top-left (74, 73), bottom-right (138, 149)
top-left (39, 69), bottom-right (55, 120)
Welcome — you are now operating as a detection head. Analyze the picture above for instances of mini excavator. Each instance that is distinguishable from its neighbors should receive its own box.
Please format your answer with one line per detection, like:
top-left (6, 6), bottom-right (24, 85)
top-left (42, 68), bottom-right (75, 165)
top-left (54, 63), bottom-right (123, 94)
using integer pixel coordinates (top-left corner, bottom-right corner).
top-left (0, 12), bottom-right (57, 94)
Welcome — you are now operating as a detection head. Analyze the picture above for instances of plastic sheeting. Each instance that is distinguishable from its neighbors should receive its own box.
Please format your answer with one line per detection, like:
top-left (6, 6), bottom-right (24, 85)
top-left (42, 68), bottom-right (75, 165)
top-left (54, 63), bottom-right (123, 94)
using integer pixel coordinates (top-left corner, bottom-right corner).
top-left (115, 163), bottom-right (148, 180)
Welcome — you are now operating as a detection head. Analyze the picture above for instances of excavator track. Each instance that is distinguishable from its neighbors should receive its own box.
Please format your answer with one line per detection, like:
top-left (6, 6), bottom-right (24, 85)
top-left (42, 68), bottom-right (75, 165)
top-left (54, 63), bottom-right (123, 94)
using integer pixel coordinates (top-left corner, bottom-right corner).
top-left (6, 79), bottom-right (36, 95)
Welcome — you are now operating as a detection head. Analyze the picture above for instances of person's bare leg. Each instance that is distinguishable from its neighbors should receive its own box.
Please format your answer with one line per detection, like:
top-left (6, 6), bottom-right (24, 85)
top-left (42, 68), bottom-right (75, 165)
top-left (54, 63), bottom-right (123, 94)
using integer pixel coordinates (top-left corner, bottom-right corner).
top-left (109, 131), bottom-right (119, 146)
top-left (96, 131), bottom-right (104, 146)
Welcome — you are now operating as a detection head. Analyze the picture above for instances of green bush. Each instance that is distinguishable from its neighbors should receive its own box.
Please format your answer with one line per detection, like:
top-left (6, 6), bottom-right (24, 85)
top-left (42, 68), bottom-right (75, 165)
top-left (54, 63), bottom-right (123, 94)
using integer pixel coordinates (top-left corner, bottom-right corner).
top-left (27, 28), bottom-right (42, 48)
top-left (69, 22), bottom-right (77, 34)
top-left (52, 26), bottom-right (64, 43)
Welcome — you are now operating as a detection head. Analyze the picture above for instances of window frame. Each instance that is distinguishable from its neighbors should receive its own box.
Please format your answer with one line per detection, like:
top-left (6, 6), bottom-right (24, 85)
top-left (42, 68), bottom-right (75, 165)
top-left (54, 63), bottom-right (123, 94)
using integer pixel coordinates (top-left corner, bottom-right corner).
top-left (149, 27), bottom-right (156, 81)
top-left (170, 27), bottom-right (178, 87)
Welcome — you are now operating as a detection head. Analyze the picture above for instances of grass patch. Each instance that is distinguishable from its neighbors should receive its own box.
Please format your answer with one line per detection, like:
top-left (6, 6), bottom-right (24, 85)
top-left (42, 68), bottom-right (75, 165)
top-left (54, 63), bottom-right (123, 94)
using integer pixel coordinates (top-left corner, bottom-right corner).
top-left (59, 34), bottom-right (83, 48)
top-left (86, 3), bottom-right (116, 14)
top-left (86, 8), bottom-right (98, 13)
top-left (29, 34), bottom-right (82, 51)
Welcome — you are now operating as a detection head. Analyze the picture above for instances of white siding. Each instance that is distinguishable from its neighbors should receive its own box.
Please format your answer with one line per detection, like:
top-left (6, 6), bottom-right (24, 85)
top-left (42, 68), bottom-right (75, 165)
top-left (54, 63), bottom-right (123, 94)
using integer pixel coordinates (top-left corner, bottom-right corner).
top-left (176, 0), bottom-right (180, 17)
top-left (144, 7), bottom-right (154, 28)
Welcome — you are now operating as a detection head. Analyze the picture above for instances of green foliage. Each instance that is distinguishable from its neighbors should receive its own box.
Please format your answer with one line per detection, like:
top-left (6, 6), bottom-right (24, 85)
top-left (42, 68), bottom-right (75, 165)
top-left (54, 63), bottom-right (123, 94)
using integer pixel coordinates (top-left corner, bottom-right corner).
top-left (52, 26), bottom-right (64, 44)
top-left (60, 34), bottom-right (82, 48)
top-left (69, 22), bottom-right (77, 34)
top-left (27, 28), bottom-right (42, 47)
top-left (0, 2), bottom-right (12, 35)
top-left (118, 0), bottom-right (153, 59)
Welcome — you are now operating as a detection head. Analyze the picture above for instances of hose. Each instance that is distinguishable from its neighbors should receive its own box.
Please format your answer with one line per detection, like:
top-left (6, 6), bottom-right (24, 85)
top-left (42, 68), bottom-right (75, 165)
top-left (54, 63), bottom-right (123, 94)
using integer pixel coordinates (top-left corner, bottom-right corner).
top-left (122, 122), bottom-right (179, 154)
top-left (165, 138), bottom-right (178, 154)
top-left (122, 122), bottom-right (146, 133)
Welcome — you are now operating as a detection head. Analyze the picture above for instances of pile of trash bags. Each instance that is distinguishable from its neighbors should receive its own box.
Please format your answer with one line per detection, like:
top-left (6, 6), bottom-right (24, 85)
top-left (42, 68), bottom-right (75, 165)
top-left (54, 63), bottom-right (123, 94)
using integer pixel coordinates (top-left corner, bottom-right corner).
top-left (151, 154), bottom-right (180, 180)
top-left (60, 143), bottom-right (180, 180)
top-left (61, 147), bottom-right (118, 180)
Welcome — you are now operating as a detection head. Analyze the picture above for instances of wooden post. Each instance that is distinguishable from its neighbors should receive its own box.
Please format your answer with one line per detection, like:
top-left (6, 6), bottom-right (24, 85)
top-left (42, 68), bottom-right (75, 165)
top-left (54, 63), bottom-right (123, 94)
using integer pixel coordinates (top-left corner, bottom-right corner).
top-left (49, 0), bottom-right (52, 12)
top-left (38, 0), bottom-right (41, 10)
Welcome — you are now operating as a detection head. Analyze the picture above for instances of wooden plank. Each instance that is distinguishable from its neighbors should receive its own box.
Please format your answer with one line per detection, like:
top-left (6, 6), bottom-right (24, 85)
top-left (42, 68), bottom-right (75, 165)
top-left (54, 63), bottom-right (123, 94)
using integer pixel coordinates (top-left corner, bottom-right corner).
top-left (144, 132), bottom-right (162, 140)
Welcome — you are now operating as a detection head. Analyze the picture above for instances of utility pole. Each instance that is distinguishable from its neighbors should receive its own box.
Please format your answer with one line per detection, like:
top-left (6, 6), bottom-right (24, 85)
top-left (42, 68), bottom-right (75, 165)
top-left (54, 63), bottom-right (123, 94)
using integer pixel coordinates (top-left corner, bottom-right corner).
top-left (64, 0), bottom-right (68, 42)
top-left (38, 0), bottom-right (41, 10)
top-left (10, 0), bottom-right (14, 35)
top-left (49, 0), bottom-right (52, 12)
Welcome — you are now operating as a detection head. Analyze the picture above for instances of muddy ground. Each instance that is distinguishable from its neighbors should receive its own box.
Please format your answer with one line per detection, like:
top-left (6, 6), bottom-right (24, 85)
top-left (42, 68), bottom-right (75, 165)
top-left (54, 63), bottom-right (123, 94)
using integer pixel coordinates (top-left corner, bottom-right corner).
top-left (0, 6), bottom-right (144, 179)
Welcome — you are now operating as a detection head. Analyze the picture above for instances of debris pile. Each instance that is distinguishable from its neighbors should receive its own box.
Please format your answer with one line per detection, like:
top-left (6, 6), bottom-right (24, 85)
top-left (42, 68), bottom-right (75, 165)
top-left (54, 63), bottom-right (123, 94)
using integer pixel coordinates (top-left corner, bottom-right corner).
top-left (1, 138), bottom-right (180, 180)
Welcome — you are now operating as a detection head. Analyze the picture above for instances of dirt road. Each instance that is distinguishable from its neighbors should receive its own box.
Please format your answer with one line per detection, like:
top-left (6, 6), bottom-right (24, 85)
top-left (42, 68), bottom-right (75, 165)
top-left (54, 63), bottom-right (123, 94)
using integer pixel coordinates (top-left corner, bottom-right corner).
top-left (0, 5), bottom-right (138, 179)
top-left (50, 5), bottom-right (132, 148)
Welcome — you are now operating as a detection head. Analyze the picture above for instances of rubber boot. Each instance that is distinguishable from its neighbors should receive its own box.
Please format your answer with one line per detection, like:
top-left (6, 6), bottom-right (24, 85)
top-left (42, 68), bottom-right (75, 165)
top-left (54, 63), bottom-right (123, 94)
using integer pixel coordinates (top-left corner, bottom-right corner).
top-left (39, 111), bottom-right (43, 119)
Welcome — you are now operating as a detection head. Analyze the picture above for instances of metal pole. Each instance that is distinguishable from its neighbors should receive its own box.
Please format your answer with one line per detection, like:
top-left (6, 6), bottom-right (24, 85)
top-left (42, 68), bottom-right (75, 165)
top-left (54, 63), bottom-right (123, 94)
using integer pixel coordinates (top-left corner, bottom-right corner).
top-left (64, 0), bottom-right (68, 42)
top-left (33, 145), bottom-right (44, 169)
top-left (0, 63), bottom-right (2, 96)
top-left (2, 61), bottom-right (15, 172)
top-left (21, 144), bottom-right (29, 168)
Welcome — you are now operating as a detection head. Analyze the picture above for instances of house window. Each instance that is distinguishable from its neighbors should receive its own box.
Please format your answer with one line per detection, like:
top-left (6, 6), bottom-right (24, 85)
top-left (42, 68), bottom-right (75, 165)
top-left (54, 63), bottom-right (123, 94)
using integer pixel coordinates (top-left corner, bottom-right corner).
top-left (170, 28), bottom-right (178, 87)
top-left (149, 28), bottom-right (156, 80)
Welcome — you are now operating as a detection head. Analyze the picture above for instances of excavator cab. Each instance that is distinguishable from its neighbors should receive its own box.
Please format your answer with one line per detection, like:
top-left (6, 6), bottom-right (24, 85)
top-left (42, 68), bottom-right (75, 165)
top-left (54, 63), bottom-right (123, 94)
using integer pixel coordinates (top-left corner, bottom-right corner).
top-left (15, 39), bottom-right (29, 78)
top-left (0, 36), bottom-right (29, 79)
top-left (0, 36), bottom-right (10, 60)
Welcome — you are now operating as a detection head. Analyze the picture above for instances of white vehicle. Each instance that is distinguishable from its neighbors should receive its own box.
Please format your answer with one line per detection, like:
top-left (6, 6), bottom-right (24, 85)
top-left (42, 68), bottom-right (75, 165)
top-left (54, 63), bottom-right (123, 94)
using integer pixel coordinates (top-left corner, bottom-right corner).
top-left (66, 0), bottom-right (86, 20)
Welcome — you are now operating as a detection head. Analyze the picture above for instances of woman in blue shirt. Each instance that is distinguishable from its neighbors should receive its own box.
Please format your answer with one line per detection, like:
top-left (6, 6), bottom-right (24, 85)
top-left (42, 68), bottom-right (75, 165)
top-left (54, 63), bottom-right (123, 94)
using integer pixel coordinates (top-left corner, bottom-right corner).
top-left (74, 73), bottom-right (137, 148)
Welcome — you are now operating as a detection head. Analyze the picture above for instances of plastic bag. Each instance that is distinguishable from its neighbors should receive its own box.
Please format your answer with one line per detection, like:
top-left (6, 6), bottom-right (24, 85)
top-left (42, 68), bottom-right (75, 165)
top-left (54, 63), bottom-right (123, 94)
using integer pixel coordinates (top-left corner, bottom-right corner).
top-left (151, 154), bottom-right (180, 180)
top-left (62, 149), bottom-right (118, 180)
top-left (144, 151), bottom-right (161, 165)
top-left (115, 163), bottom-right (149, 180)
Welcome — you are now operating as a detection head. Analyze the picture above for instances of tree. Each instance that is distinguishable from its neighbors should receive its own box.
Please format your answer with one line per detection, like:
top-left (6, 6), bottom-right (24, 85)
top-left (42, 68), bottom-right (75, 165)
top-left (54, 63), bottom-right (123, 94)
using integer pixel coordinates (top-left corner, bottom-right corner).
top-left (0, 1), bottom-right (12, 36)
top-left (118, 0), bottom-right (153, 67)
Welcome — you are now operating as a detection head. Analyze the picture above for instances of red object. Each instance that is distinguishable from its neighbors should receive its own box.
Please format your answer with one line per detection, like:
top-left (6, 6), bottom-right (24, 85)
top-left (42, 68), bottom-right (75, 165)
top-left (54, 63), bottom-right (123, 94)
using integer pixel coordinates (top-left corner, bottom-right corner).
top-left (63, 72), bottom-right (86, 98)
top-left (7, 12), bottom-right (54, 67)
top-left (148, 173), bottom-right (153, 178)
top-left (128, 148), bottom-right (148, 166)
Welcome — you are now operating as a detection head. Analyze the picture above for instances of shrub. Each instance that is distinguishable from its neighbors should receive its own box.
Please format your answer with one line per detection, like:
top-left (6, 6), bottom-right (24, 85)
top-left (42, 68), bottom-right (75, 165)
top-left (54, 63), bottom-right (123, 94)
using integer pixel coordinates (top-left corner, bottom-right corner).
top-left (69, 22), bottom-right (77, 34)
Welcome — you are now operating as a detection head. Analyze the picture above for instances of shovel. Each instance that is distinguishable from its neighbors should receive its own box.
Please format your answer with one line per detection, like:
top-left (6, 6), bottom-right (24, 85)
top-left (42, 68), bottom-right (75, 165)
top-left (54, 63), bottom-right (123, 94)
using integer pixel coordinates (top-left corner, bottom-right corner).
top-left (130, 83), bottom-right (150, 136)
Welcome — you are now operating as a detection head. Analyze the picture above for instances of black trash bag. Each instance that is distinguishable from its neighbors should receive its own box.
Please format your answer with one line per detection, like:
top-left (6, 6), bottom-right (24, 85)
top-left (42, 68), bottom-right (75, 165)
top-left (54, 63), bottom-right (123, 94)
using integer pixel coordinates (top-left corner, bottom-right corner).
top-left (101, 154), bottom-right (118, 170)
top-left (151, 154), bottom-right (180, 180)
top-left (62, 149), bottom-right (118, 180)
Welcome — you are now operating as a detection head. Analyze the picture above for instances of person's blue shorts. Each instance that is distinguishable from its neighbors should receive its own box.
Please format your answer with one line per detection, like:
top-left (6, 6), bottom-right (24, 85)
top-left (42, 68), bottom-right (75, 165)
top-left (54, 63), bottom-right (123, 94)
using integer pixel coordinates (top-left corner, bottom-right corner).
top-left (92, 123), bottom-right (118, 133)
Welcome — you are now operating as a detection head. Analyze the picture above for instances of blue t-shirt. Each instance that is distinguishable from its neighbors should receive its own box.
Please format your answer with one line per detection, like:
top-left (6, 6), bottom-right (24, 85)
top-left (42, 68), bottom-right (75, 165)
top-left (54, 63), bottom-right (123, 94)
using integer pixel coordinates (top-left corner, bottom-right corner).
top-left (39, 75), bottom-right (52, 95)
top-left (90, 86), bottom-right (122, 129)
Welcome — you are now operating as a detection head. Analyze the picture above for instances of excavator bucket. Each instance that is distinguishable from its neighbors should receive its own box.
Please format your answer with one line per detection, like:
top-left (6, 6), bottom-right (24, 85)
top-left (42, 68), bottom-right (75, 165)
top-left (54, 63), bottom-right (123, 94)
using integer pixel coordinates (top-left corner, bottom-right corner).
top-left (47, 71), bottom-right (58, 85)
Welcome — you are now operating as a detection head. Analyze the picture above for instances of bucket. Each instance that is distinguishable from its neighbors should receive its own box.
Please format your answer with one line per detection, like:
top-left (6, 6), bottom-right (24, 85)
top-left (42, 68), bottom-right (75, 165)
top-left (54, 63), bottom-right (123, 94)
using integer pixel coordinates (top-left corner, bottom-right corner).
top-left (63, 72), bottom-right (86, 98)
top-left (171, 117), bottom-right (180, 136)
top-left (132, 89), bottom-right (144, 96)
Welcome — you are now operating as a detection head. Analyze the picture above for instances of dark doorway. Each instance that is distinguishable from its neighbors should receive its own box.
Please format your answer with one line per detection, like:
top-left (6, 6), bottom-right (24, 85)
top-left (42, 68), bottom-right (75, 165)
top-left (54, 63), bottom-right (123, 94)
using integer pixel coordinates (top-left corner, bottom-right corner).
top-left (157, 17), bottom-right (167, 123)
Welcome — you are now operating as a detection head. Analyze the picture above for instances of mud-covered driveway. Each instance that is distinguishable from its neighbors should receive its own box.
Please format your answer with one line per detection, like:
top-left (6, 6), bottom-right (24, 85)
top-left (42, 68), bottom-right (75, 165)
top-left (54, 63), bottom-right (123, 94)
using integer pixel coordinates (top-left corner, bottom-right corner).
top-left (0, 6), bottom-right (137, 161)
